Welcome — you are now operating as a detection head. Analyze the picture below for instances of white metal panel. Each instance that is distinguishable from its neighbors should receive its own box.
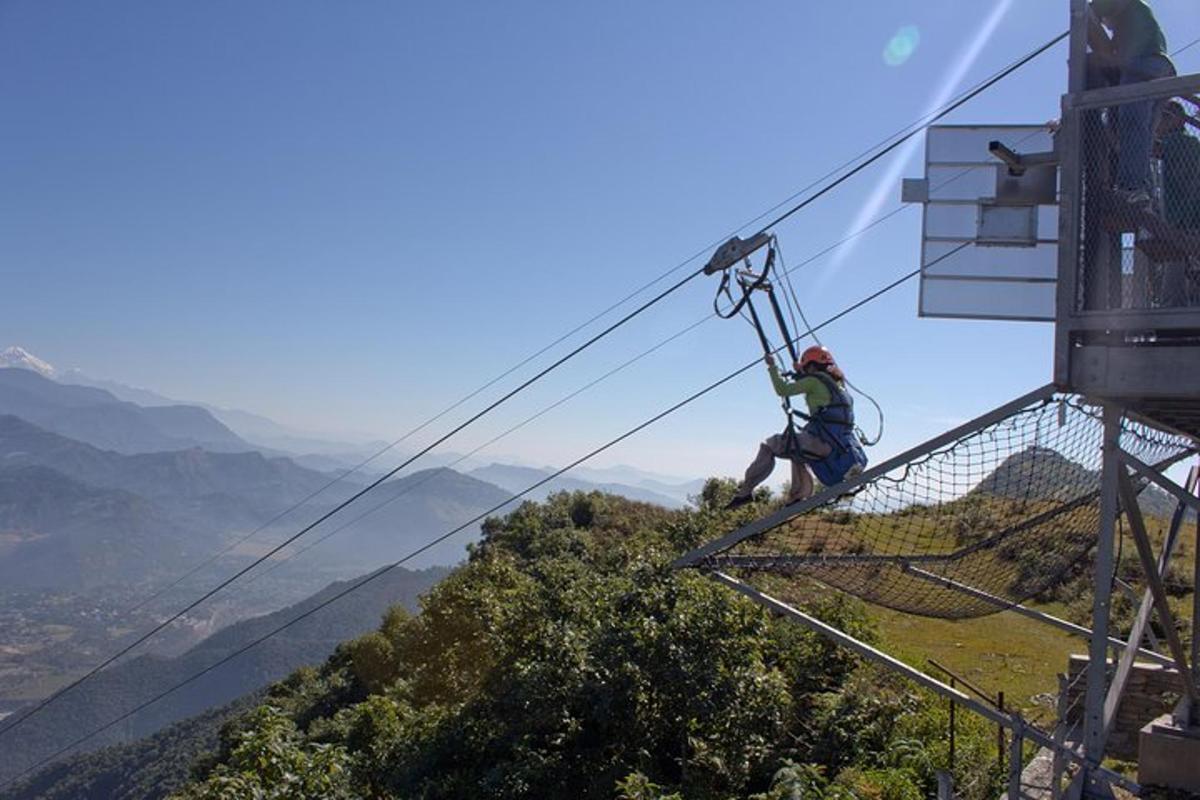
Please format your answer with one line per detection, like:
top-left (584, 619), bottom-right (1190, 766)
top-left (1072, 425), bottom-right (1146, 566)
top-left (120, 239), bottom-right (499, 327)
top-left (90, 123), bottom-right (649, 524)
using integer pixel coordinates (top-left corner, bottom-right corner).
top-left (924, 204), bottom-right (1058, 244)
top-left (923, 204), bottom-right (978, 238)
top-left (926, 126), bottom-right (1055, 165)
top-left (927, 166), bottom-right (998, 201)
top-left (920, 278), bottom-right (1056, 321)
top-left (916, 124), bottom-right (1060, 322)
top-left (978, 204), bottom-right (1038, 245)
top-left (1038, 204), bottom-right (1059, 233)
top-left (923, 240), bottom-right (1058, 278)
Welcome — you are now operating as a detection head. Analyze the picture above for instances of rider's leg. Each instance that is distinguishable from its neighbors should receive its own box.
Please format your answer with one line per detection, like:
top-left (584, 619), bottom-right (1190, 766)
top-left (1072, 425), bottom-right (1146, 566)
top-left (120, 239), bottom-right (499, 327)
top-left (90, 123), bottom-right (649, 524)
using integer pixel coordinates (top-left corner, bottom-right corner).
top-left (786, 432), bottom-right (831, 504)
top-left (730, 433), bottom-right (789, 502)
top-left (788, 460), bottom-right (814, 503)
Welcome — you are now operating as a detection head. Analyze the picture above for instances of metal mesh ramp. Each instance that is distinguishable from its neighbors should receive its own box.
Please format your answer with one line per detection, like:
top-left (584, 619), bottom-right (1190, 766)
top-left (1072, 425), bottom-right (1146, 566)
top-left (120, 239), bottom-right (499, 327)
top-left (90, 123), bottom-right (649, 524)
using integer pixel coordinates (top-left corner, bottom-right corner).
top-left (676, 386), bottom-right (1195, 619)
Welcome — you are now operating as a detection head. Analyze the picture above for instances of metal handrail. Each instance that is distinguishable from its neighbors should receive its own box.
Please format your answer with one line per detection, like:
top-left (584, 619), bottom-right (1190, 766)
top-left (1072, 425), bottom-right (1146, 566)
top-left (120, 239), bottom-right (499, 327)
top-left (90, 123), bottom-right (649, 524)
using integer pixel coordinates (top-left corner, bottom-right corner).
top-left (1069, 72), bottom-right (1200, 111)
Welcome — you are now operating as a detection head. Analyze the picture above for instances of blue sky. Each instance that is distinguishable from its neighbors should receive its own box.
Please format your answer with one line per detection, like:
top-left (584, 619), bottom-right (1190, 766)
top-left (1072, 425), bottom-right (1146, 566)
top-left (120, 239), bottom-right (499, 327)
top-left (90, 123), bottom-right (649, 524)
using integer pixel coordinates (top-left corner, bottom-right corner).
top-left (3, 1), bottom-right (1198, 481)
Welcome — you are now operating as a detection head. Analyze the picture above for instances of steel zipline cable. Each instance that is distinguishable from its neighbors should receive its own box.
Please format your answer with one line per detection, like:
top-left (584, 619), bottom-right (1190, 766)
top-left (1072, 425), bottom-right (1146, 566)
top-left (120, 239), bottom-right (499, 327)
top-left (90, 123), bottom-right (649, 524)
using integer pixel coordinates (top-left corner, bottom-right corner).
top-left (0, 261), bottom-right (701, 741)
top-left (2, 244), bottom-right (967, 790)
top-left (131, 27), bottom-right (1074, 617)
top-left (0, 31), bottom-right (1068, 744)
top-left (251, 152), bottom-right (1000, 582)
top-left (225, 109), bottom-right (1080, 591)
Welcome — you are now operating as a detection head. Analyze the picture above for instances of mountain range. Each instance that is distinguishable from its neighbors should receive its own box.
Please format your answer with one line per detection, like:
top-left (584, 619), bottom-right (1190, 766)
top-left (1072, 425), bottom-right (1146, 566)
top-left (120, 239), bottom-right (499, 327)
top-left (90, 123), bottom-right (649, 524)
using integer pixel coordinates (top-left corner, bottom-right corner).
top-left (0, 414), bottom-right (341, 527)
top-left (1, 346), bottom-right (391, 462)
top-left (0, 367), bottom-right (252, 455)
top-left (0, 351), bottom-right (703, 592)
top-left (976, 446), bottom-right (1192, 520)
top-left (468, 462), bottom-right (688, 508)
top-left (0, 465), bottom-right (195, 590)
top-left (1, 346), bottom-right (703, 493)
top-left (0, 347), bottom-right (704, 795)
top-left (0, 414), bottom-right (520, 587)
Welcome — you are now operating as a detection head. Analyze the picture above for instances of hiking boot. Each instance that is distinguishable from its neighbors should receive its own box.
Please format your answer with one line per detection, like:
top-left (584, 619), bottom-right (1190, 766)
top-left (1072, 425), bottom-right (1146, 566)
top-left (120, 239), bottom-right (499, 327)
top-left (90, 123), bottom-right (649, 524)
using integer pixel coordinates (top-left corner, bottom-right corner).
top-left (723, 493), bottom-right (753, 511)
top-left (1115, 188), bottom-right (1152, 210)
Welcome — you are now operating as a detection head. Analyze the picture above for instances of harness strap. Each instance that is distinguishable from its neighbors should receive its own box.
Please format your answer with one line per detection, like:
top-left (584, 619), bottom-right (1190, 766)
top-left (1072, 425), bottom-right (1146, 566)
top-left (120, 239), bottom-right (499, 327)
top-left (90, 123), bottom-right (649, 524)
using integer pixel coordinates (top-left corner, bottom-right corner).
top-left (712, 249), bottom-right (774, 321)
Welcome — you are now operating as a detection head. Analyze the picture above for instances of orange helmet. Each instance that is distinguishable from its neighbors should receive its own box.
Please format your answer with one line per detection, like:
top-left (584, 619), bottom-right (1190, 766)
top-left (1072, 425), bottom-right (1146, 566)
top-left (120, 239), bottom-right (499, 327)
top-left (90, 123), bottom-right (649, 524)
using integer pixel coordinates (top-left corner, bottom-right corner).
top-left (799, 345), bottom-right (836, 369)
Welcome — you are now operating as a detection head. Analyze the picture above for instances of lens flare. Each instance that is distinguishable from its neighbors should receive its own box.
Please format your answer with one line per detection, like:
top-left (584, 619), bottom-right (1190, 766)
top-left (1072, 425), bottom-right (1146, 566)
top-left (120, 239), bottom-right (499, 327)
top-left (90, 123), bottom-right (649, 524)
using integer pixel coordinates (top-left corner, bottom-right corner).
top-left (815, 0), bottom-right (1013, 291)
top-left (883, 25), bottom-right (921, 67)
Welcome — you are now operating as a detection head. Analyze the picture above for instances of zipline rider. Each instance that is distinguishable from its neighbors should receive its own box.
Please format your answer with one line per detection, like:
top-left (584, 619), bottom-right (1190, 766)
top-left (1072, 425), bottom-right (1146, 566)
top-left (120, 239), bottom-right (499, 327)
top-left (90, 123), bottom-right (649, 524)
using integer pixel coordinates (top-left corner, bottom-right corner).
top-left (726, 345), bottom-right (867, 510)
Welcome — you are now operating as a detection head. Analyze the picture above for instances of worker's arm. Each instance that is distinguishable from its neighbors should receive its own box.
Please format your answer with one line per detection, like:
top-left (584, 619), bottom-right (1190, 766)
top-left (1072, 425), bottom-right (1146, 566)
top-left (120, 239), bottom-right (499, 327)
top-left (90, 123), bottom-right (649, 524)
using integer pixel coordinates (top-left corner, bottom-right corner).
top-left (767, 364), bottom-right (823, 399)
top-left (1087, 6), bottom-right (1115, 64)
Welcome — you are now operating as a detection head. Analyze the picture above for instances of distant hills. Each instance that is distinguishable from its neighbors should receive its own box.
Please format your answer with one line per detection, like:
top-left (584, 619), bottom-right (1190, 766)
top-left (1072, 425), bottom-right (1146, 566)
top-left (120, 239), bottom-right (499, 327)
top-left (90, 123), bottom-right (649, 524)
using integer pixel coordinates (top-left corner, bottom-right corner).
top-left (0, 414), bottom-right (342, 536)
top-left (975, 446), bottom-right (1191, 520)
top-left (0, 565), bottom-right (448, 788)
top-left (973, 446), bottom-right (1095, 501)
top-left (0, 415), bottom-right (517, 586)
top-left (2, 346), bottom-right (389, 459)
top-left (1, 346), bottom-right (705, 498)
top-left (0, 694), bottom-right (260, 800)
top-left (289, 466), bottom-right (516, 569)
top-left (0, 368), bottom-right (251, 455)
top-left (0, 465), bottom-right (195, 590)
top-left (0, 349), bottom-right (709, 794)
top-left (468, 462), bottom-right (687, 508)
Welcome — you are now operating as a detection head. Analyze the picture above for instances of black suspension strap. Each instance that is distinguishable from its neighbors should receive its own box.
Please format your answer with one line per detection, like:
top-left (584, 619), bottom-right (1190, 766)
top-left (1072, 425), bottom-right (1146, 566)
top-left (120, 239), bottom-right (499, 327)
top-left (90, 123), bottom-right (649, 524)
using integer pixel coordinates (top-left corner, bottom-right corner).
top-left (705, 240), bottom-right (812, 457)
top-left (704, 234), bottom-right (850, 462)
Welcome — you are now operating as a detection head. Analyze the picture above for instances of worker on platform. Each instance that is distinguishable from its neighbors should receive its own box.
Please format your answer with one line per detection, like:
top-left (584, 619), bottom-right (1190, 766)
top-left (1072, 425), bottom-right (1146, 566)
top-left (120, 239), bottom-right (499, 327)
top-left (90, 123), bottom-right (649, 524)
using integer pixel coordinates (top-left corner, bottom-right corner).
top-left (1156, 101), bottom-right (1200, 305)
top-left (1087, 0), bottom-right (1176, 204)
top-left (725, 346), bottom-right (867, 510)
top-left (1158, 102), bottom-right (1200, 231)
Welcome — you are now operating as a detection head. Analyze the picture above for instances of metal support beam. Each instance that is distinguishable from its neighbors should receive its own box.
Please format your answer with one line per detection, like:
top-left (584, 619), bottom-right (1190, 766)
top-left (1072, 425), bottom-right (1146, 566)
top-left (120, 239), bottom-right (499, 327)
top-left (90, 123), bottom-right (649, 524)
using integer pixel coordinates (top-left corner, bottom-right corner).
top-left (1082, 406), bottom-right (1120, 784)
top-left (1055, 0), bottom-right (1087, 387)
top-left (1008, 720), bottom-right (1025, 800)
top-left (710, 572), bottom-right (1005, 719)
top-left (1113, 577), bottom-right (1162, 652)
top-left (904, 565), bottom-right (1174, 667)
top-left (1121, 453), bottom-right (1200, 517)
top-left (1067, 0), bottom-right (1087, 94)
top-left (1051, 677), bottom-right (1074, 800)
top-left (1101, 468), bottom-right (1196, 749)
top-left (1193, 488), bottom-right (1200, 725)
top-left (707, 570), bottom-right (1140, 794)
top-left (1070, 73), bottom-right (1200, 110)
top-left (1116, 469), bottom-right (1199, 702)
top-left (672, 384), bottom-right (1058, 569)
top-left (712, 553), bottom-right (948, 570)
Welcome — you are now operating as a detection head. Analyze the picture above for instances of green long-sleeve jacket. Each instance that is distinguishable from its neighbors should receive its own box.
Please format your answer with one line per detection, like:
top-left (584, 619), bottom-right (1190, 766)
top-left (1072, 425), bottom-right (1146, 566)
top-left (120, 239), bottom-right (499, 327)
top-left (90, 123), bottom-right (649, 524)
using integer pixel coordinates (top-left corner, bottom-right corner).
top-left (767, 365), bottom-right (838, 415)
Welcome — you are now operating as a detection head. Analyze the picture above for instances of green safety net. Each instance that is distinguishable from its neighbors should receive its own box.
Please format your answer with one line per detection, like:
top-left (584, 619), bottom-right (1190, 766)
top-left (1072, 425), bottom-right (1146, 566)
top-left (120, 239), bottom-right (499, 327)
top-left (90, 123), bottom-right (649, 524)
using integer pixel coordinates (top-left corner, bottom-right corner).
top-left (692, 395), bottom-right (1194, 619)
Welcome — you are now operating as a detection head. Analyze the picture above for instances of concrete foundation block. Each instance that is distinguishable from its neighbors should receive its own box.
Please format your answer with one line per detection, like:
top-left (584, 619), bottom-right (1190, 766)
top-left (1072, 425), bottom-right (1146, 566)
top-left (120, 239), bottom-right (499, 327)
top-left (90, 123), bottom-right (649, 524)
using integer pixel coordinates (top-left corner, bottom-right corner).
top-left (1137, 714), bottom-right (1200, 793)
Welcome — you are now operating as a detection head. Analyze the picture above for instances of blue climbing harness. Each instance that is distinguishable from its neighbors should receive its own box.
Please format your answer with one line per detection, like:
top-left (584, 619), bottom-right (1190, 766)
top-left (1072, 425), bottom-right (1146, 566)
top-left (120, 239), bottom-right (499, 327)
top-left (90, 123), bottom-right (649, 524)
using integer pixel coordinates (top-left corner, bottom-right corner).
top-left (788, 371), bottom-right (868, 487)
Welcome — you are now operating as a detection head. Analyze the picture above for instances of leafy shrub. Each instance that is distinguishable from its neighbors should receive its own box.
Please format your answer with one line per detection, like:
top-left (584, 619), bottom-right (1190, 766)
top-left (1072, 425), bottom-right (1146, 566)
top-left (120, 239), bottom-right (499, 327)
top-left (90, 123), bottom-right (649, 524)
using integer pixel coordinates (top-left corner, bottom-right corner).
top-left (172, 491), bottom-right (1007, 800)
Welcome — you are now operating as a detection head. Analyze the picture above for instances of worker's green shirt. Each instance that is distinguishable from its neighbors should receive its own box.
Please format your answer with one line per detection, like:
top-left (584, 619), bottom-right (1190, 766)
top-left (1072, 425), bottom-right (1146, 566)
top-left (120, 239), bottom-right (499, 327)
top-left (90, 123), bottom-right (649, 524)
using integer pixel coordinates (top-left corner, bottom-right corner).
top-left (1108, 0), bottom-right (1168, 63)
top-left (1162, 130), bottom-right (1200, 231)
top-left (768, 365), bottom-right (838, 415)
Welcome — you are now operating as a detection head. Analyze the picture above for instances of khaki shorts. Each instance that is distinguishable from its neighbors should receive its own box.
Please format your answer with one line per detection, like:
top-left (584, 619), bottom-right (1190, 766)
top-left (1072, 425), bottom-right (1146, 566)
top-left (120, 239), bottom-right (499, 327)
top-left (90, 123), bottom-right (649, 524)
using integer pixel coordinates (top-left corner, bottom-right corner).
top-left (764, 430), bottom-right (830, 462)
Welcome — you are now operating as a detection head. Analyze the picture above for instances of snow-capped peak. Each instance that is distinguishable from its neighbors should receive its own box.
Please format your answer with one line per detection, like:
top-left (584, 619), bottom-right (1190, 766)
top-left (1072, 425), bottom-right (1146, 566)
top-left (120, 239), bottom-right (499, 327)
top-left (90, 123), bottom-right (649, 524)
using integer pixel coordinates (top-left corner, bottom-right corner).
top-left (0, 346), bottom-right (58, 378)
